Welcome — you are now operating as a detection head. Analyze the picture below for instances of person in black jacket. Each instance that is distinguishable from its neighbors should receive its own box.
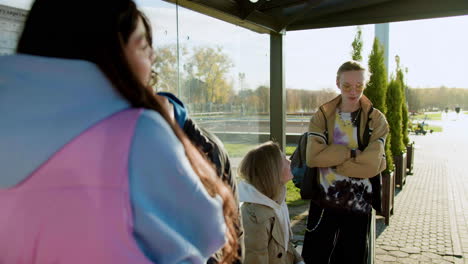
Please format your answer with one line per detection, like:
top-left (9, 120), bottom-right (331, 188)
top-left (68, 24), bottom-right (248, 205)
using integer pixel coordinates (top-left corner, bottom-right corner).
top-left (157, 92), bottom-right (244, 264)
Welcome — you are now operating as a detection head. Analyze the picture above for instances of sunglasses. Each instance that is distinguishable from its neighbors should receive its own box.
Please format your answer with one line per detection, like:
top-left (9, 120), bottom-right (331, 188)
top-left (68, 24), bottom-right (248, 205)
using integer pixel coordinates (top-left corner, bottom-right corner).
top-left (342, 84), bottom-right (365, 92)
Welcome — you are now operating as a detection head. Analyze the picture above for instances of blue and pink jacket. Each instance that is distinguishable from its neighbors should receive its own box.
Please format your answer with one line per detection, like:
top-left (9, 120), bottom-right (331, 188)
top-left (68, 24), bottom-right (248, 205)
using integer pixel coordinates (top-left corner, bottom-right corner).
top-left (0, 55), bottom-right (226, 263)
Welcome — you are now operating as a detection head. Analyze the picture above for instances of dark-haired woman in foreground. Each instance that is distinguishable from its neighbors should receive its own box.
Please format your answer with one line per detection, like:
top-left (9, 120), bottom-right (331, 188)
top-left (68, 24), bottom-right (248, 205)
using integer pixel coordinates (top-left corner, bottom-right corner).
top-left (0, 0), bottom-right (238, 263)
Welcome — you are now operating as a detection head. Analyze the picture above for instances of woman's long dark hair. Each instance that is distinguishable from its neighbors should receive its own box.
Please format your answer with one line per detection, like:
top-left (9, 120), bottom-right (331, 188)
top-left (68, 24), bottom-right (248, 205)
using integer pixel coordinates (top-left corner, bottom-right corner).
top-left (17, 0), bottom-right (238, 262)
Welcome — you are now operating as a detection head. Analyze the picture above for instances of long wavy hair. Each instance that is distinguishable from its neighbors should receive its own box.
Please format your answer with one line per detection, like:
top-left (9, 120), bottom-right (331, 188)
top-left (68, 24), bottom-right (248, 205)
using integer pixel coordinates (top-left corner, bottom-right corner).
top-left (17, 0), bottom-right (238, 262)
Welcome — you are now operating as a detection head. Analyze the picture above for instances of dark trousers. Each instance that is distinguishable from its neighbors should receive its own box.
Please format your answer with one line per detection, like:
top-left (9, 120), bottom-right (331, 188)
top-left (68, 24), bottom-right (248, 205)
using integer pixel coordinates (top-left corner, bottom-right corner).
top-left (301, 202), bottom-right (371, 264)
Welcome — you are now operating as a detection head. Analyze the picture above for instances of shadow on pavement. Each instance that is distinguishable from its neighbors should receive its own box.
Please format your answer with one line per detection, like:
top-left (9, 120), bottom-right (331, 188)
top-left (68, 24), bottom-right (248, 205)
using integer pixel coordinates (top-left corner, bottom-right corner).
top-left (376, 217), bottom-right (388, 238)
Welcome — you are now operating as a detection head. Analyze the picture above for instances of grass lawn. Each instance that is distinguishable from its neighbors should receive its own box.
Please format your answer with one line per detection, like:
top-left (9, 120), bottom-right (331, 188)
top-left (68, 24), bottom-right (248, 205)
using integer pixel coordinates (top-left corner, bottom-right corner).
top-left (223, 143), bottom-right (256, 157)
top-left (411, 124), bottom-right (443, 133)
top-left (412, 112), bottom-right (442, 121)
top-left (286, 181), bottom-right (308, 207)
top-left (426, 125), bottom-right (443, 133)
top-left (285, 145), bottom-right (297, 156)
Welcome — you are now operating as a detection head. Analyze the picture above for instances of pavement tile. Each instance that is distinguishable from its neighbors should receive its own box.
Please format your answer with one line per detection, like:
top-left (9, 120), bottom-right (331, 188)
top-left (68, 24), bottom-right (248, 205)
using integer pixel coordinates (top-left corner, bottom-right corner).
top-left (381, 246), bottom-right (400, 251)
top-left (400, 247), bottom-right (422, 254)
top-left (376, 255), bottom-right (397, 262)
top-left (396, 257), bottom-right (420, 264)
top-left (389, 251), bottom-right (410, 258)
top-left (376, 248), bottom-right (388, 255)
top-left (443, 256), bottom-right (455, 262)
top-left (409, 254), bottom-right (432, 262)
top-left (422, 251), bottom-right (443, 259)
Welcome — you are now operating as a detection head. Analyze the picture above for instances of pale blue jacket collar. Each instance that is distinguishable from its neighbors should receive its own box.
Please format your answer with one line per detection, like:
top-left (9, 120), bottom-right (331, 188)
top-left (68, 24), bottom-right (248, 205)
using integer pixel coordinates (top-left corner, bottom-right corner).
top-left (0, 54), bottom-right (129, 187)
top-left (0, 54), bottom-right (126, 114)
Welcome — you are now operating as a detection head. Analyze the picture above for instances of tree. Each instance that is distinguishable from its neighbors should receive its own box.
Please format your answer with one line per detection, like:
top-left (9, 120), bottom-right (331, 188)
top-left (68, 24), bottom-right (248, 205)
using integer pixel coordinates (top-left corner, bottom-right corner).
top-left (386, 77), bottom-right (405, 157)
top-left (186, 46), bottom-right (234, 105)
top-left (351, 26), bottom-right (363, 62)
top-left (406, 87), bottom-right (468, 113)
top-left (285, 88), bottom-right (337, 113)
top-left (153, 44), bottom-right (178, 94)
top-left (237, 89), bottom-right (258, 113)
top-left (396, 57), bottom-right (410, 146)
top-left (299, 89), bottom-right (317, 112)
top-left (364, 38), bottom-right (393, 172)
top-left (184, 77), bottom-right (207, 104)
top-left (407, 88), bottom-right (421, 112)
top-left (316, 88), bottom-right (338, 107)
top-left (287, 89), bottom-right (301, 113)
top-left (255, 85), bottom-right (270, 113)
top-left (365, 38), bottom-right (387, 113)
top-left (384, 134), bottom-right (394, 172)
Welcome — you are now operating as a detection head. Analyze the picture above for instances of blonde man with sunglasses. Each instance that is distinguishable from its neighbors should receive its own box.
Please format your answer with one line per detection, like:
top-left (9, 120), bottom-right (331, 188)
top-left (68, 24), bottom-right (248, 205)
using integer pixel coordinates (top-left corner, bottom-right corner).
top-left (301, 61), bottom-right (389, 264)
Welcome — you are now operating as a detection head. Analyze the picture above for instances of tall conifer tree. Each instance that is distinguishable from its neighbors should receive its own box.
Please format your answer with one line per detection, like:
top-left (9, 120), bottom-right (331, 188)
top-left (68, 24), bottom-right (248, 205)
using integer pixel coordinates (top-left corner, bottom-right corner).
top-left (386, 77), bottom-right (405, 156)
top-left (365, 38), bottom-right (393, 171)
top-left (396, 57), bottom-right (410, 147)
top-left (365, 38), bottom-right (387, 113)
top-left (351, 27), bottom-right (363, 62)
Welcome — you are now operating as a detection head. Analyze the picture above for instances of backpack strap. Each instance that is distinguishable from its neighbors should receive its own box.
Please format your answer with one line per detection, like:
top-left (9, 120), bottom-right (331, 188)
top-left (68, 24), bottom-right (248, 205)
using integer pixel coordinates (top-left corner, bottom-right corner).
top-left (297, 132), bottom-right (306, 168)
top-left (363, 107), bottom-right (383, 213)
top-left (290, 132), bottom-right (307, 169)
top-left (363, 107), bottom-right (374, 147)
top-left (319, 107), bottom-right (329, 143)
top-left (301, 108), bottom-right (328, 167)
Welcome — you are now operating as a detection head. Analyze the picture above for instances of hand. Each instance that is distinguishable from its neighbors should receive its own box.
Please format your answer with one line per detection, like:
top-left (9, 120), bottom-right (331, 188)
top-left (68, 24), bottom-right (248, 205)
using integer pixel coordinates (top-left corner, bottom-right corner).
top-left (350, 149), bottom-right (362, 159)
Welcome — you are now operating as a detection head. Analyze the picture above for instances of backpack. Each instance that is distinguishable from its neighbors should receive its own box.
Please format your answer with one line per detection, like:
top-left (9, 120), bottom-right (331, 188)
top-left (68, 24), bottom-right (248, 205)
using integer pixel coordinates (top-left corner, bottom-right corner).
top-left (290, 132), bottom-right (309, 189)
top-left (290, 131), bottom-right (325, 200)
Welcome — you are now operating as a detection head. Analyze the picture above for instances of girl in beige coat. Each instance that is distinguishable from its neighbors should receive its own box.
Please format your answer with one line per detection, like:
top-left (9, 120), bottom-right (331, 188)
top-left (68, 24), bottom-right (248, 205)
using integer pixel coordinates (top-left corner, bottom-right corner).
top-left (238, 142), bottom-right (304, 264)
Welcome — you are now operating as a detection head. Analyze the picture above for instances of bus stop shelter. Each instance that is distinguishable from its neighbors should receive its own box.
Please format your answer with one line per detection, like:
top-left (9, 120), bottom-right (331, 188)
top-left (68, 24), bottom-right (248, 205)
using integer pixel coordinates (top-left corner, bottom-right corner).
top-left (164, 0), bottom-right (468, 150)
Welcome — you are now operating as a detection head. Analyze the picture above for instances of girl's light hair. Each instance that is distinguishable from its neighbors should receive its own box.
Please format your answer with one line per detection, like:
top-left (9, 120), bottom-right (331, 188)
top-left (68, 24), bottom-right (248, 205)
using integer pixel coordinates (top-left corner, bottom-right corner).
top-left (238, 141), bottom-right (283, 199)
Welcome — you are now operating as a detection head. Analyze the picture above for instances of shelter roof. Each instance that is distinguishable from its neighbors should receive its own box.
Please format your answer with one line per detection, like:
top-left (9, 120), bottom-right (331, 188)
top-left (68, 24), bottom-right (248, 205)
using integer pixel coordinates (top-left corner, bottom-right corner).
top-left (163, 0), bottom-right (468, 34)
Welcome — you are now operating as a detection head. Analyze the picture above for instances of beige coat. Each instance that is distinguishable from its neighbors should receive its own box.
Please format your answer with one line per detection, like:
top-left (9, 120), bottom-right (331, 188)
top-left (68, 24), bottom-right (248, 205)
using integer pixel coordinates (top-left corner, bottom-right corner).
top-left (241, 202), bottom-right (303, 264)
top-left (306, 95), bottom-right (389, 179)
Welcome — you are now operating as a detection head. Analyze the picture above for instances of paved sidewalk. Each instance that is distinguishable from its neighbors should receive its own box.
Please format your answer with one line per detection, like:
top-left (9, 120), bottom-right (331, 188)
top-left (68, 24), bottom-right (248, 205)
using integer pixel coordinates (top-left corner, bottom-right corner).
top-left (374, 149), bottom-right (462, 263)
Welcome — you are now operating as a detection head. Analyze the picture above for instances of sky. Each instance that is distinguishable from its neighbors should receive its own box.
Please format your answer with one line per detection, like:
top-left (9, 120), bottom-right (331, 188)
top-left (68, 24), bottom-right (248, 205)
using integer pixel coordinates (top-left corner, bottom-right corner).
top-left (2, 0), bottom-right (467, 91)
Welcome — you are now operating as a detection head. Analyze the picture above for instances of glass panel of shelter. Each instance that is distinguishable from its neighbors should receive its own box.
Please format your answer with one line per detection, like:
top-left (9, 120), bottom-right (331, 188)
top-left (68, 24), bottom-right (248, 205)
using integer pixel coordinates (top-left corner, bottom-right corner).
top-left (138, 0), bottom-right (271, 162)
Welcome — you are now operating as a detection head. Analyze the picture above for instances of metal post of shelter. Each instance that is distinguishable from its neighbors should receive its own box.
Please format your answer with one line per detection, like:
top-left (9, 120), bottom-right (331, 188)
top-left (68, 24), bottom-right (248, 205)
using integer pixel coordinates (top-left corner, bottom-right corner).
top-left (270, 32), bottom-right (286, 151)
top-left (375, 23), bottom-right (390, 76)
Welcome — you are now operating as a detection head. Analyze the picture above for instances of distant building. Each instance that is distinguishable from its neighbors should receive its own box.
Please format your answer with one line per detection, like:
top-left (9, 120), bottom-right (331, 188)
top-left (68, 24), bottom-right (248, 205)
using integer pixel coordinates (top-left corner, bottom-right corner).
top-left (0, 4), bottom-right (28, 55)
